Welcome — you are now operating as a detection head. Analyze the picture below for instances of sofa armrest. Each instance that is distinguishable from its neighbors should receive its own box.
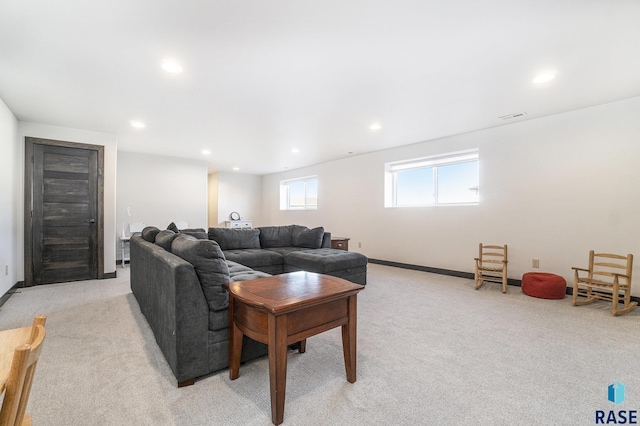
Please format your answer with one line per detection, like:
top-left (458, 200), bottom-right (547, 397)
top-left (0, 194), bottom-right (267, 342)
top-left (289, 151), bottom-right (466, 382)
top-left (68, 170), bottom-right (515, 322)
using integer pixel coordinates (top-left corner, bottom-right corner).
top-left (322, 232), bottom-right (332, 248)
top-left (130, 237), bottom-right (210, 385)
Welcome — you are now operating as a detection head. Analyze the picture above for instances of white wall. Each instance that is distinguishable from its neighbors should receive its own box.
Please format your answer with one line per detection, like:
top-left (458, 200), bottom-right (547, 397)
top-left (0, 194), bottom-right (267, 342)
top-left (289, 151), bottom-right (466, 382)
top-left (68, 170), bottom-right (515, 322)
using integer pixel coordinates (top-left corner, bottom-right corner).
top-left (116, 151), bottom-right (208, 258)
top-left (0, 97), bottom-right (19, 296)
top-left (262, 97), bottom-right (640, 294)
top-left (17, 122), bottom-right (119, 277)
top-left (208, 173), bottom-right (219, 228)
top-left (210, 172), bottom-right (263, 227)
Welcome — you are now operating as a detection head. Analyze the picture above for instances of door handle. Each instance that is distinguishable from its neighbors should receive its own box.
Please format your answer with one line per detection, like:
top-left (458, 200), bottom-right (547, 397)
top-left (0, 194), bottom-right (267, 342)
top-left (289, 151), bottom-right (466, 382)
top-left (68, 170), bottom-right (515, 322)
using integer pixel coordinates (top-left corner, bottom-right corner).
top-left (87, 219), bottom-right (96, 223)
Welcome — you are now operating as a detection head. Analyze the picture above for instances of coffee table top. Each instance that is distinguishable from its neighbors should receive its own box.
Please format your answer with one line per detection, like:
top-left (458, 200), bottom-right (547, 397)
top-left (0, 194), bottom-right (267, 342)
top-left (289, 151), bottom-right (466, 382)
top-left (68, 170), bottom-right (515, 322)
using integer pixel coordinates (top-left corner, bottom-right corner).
top-left (225, 271), bottom-right (364, 314)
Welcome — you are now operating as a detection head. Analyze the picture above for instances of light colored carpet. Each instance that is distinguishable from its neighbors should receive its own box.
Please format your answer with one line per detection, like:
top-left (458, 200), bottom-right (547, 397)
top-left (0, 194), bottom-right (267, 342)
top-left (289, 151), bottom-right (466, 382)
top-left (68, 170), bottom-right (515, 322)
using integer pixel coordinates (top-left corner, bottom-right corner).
top-left (1, 264), bottom-right (639, 425)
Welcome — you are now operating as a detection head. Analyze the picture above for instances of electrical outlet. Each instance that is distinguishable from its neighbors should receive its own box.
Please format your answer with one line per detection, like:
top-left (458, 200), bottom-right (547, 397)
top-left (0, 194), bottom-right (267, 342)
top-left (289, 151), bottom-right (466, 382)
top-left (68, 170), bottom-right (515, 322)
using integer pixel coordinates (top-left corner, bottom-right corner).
top-left (4, 265), bottom-right (7, 276)
top-left (532, 259), bottom-right (540, 268)
top-left (358, 242), bottom-right (362, 248)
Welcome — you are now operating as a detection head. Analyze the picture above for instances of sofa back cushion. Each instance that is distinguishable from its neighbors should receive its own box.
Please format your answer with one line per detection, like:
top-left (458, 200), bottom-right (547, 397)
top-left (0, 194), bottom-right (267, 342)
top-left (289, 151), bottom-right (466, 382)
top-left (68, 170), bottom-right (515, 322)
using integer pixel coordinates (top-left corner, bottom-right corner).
top-left (141, 226), bottom-right (161, 242)
top-left (208, 228), bottom-right (261, 250)
top-left (292, 225), bottom-right (325, 248)
top-left (257, 225), bottom-right (295, 248)
top-left (171, 235), bottom-right (231, 311)
top-left (155, 229), bottom-right (179, 251)
top-left (180, 228), bottom-right (208, 240)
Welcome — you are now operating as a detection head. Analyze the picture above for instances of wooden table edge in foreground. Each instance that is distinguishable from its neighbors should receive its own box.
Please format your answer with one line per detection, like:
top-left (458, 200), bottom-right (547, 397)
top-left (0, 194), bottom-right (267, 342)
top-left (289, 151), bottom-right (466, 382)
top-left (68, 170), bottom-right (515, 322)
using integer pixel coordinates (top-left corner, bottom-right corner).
top-left (224, 271), bottom-right (364, 425)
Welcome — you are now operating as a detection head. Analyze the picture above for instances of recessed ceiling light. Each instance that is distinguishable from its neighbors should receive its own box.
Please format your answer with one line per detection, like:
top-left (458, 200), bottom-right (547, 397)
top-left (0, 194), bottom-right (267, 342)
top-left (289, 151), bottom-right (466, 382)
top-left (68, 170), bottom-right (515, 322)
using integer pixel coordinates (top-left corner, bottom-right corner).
top-left (130, 120), bottom-right (145, 129)
top-left (232, 167), bottom-right (240, 171)
top-left (532, 72), bottom-right (556, 84)
top-left (291, 148), bottom-right (300, 153)
top-left (369, 123), bottom-right (382, 130)
top-left (162, 60), bottom-right (183, 74)
top-left (201, 150), bottom-right (211, 155)
top-left (499, 112), bottom-right (527, 120)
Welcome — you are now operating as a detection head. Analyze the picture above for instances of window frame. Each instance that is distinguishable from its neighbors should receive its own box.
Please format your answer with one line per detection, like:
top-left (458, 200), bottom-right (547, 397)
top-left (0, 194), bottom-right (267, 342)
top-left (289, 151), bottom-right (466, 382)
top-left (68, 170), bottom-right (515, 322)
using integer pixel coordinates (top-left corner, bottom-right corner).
top-left (385, 149), bottom-right (479, 207)
top-left (279, 176), bottom-right (318, 210)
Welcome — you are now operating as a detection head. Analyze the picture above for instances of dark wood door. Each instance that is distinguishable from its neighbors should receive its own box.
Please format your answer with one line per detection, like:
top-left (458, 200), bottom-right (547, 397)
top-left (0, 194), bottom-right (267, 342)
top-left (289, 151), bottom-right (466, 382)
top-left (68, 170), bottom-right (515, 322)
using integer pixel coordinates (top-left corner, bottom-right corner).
top-left (25, 138), bottom-right (104, 285)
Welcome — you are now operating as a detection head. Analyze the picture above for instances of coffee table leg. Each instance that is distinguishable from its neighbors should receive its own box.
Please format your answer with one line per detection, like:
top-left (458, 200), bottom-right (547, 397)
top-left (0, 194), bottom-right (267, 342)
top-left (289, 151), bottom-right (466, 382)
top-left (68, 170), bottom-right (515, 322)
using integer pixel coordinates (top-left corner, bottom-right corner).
top-left (228, 298), bottom-right (243, 380)
top-left (341, 294), bottom-right (357, 383)
top-left (268, 314), bottom-right (288, 425)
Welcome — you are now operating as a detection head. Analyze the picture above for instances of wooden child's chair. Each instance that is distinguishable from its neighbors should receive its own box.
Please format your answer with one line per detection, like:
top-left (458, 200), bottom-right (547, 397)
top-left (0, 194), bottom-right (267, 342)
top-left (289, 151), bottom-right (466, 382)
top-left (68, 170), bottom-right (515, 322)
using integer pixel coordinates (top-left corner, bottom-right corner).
top-left (474, 244), bottom-right (508, 293)
top-left (572, 251), bottom-right (636, 316)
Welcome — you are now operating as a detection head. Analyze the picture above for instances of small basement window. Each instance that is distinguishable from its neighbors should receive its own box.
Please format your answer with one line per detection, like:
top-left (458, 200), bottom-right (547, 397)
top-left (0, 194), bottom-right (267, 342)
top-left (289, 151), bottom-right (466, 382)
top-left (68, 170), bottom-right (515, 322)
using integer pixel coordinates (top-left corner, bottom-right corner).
top-left (385, 150), bottom-right (479, 207)
top-left (280, 176), bottom-right (318, 210)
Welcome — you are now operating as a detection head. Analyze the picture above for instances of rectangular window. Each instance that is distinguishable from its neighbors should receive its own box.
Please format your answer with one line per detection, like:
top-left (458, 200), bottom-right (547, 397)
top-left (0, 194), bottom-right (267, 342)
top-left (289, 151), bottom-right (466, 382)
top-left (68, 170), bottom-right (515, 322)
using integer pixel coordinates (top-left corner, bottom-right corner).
top-left (385, 150), bottom-right (479, 207)
top-left (280, 176), bottom-right (318, 210)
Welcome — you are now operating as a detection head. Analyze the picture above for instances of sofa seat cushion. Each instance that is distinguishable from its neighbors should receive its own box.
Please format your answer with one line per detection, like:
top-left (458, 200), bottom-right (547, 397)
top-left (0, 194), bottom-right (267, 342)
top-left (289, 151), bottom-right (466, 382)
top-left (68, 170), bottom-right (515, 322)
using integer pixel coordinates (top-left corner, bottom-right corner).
top-left (180, 228), bottom-right (208, 240)
top-left (223, 249), bottom-right (284, 269)
top-left (226, 260), bottom-right (253, 274)
top-left (207, 265), bottom-right (270, 331)
top-left (230, 270), bottom-right (272, 282)
top-left (284, 249), bottom-right (368, 274)
top-left (227, 260), bottom-right (272, 281)
top-left (285, 264), bottom-right (367, 285)
top-left (264, 247), bottom-right (309, 256)
top-left (208, 228), bottom-right (261, 250)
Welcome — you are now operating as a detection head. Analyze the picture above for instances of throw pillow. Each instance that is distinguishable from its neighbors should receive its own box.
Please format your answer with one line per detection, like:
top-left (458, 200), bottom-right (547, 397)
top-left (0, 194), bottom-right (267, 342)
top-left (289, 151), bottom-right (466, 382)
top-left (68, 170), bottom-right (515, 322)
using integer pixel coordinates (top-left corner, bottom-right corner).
top-left (167, 222), bottom-right (179, 233)
top-left (292, 225), bottom-right (325, 248)
top-left (141, 226), bottom-right (161, 242)
top-left (171, 235), bottom-right (231, 312)
top-left (154, 229), bottom-right (179, 251)
top-left (180, 228), bottom-right (208, 240)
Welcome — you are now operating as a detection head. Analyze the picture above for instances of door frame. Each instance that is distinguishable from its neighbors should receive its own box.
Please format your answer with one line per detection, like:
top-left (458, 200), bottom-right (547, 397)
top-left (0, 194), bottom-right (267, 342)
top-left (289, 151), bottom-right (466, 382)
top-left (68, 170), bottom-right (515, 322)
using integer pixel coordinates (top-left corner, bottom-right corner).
top-left (24, 137), bottom-right (105, 286)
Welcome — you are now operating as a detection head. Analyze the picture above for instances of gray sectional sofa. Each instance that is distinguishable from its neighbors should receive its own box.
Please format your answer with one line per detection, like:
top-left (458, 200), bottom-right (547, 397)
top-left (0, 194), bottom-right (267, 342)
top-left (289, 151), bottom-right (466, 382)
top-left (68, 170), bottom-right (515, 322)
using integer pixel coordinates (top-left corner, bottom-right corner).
top-left (130, 224), bottom-right (367, 386)
top-left (209, 225), bottom-right (367, 284)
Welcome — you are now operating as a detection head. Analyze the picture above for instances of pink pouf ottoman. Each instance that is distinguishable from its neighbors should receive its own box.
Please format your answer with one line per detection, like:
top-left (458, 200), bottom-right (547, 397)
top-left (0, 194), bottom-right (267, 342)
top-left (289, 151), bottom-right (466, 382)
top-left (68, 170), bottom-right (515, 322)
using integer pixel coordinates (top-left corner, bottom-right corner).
top-left (522, 272), bottom-right (566, 299)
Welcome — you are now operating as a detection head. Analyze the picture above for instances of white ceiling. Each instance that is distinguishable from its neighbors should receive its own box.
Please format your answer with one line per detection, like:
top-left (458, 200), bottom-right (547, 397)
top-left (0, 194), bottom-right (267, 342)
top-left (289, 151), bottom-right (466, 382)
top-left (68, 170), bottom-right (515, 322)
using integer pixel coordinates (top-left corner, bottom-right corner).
top-left (1, 1), bottom-right (639, 175)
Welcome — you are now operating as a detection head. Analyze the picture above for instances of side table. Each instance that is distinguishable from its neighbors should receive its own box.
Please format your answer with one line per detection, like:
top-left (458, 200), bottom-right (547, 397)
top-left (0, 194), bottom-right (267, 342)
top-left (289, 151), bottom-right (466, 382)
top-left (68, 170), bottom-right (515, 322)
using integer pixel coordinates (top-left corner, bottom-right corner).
top-left (331, 237), bottom-right (350, 251)
top-left (225, 220), bottom-right (253, 229)
top-left (224, 272), bottom-right (364, 425)
top-left (119, 236), bottom-right (131, 267)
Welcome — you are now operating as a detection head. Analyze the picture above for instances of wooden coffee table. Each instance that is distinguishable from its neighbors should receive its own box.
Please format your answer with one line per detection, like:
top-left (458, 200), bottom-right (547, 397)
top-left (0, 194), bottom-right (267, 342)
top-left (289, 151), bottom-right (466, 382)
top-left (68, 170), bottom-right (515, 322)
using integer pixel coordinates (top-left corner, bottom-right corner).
top-left (224, 271), bottom-right (364, 425)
